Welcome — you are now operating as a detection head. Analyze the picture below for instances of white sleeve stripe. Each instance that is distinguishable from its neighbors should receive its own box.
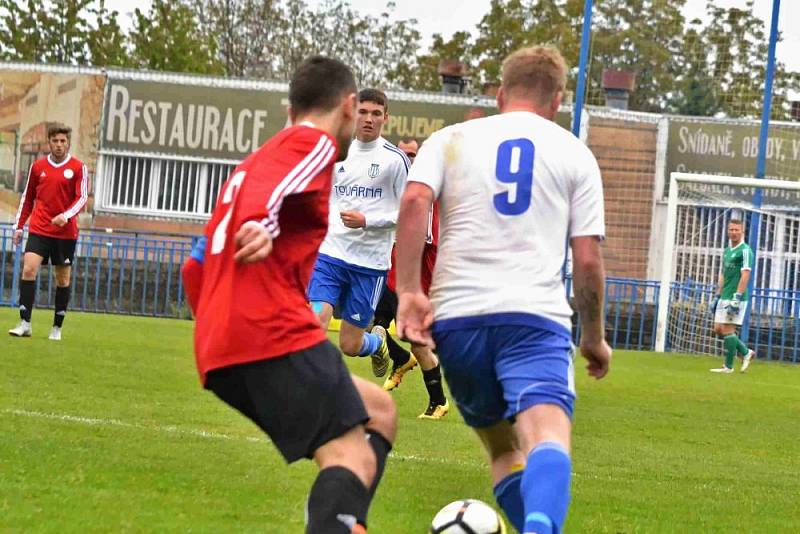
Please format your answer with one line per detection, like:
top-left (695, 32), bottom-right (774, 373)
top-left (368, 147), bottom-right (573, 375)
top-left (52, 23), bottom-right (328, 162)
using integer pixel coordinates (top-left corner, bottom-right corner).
top-left (261, 143), bottom-right (335, 230)
top-left (14, 163), bottom-right (34, 229)
top-left (290, 144), bottom-right (336, 194)
top-left (63, 165), bottom-right (89, 219)
top-left (266, 135), bottom-right (331, 212)
top-left (270, 137), bottom-right (333, 209)
top-left (259, 141), bottom-right (336, 238)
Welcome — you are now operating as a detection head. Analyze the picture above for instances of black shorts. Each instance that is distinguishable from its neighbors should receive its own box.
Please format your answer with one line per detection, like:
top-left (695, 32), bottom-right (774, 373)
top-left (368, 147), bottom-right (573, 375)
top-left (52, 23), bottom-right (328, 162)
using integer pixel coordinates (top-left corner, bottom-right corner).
top-left (373, 285), bottom-right (397, 329)
top-left (205, 340), bottom-right (369, 463)
top-left (25, 233), bottom-right (77, 266)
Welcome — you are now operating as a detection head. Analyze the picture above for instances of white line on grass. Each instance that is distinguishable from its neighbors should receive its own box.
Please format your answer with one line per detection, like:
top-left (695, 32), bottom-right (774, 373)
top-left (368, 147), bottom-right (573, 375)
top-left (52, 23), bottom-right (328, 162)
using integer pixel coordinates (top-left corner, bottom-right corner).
top-left (3, 408), bottom-right (263, 444)
top-left (1, 408), bottom-right (487, 469)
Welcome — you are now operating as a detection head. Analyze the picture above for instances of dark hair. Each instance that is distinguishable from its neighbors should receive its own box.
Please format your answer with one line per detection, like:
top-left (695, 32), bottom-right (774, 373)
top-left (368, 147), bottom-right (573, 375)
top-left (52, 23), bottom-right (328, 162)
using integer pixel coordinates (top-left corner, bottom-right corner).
top-left (729, 219), bottom-right (743, 226)
top-left (289, 56), bottom-right (356, 115)
top-left (47, 123), bottom-right (72, 139)
top-left (358, 88), bottom-right (388, 112)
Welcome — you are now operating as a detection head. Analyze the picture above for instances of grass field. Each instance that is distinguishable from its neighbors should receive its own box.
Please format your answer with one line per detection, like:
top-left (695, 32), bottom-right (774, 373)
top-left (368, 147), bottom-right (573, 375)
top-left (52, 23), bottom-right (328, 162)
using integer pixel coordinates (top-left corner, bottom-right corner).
top-left (1, 308), bottom-right (799, 533)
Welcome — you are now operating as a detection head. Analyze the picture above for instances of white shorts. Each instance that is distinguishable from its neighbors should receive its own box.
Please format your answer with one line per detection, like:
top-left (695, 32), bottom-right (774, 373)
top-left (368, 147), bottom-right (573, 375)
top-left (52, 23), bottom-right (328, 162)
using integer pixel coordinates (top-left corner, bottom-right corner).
top-left (714, 299), bottom-right (748, 326)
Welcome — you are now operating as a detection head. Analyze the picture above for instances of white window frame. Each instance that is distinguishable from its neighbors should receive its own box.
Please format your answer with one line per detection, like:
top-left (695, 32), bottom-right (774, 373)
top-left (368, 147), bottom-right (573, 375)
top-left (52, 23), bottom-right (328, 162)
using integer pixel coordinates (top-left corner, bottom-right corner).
top-left (95, 151), bottom-right (238, 219)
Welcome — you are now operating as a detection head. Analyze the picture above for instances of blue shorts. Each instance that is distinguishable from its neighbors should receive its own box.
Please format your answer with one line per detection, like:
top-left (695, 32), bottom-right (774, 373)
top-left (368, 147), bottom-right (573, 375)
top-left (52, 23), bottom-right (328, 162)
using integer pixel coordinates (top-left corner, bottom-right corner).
top-left (432, 313), bottom-right (575, 428)
top-left (307, 254), bottom-right (386, 329)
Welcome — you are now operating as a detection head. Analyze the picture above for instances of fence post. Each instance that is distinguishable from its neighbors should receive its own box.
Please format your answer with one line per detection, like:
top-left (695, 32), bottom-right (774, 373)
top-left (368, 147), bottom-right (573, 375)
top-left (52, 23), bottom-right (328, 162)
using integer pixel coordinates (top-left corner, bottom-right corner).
top-left (742, 0), bottom-right (781, 344)
top-left (572, 0), bottom-right (594, 137)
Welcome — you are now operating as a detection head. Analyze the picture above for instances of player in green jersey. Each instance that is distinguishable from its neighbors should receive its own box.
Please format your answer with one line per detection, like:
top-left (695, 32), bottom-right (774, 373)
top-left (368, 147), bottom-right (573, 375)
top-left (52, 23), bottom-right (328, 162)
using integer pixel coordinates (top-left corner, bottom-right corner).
top-left (710, 219), bottom-right (756, 373)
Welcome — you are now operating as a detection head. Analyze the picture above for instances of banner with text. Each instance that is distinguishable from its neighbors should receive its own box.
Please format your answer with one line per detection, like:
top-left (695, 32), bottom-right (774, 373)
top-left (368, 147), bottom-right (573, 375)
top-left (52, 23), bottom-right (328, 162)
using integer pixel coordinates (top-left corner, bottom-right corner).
top-left (102, 79), bottom-right (577, 161)
top-left (665, 118), bottom-right (800, 196)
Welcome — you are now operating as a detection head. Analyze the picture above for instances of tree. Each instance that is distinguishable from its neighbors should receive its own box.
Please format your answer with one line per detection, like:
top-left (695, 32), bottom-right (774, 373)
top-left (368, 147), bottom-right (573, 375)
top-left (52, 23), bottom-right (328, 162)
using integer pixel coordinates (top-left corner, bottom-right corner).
top-left (129, 0), bottom-right (224, 74)
top-left (184, 0), bottom-right (422, 86)
top-left (671, 23), bottom-right (719, 116)
top-left (666, 1), bottom-right (799, 119)
top-left (41, 0), bottom-right (94, 64)
top-left (0, 0), bottom-right (128, 66)
top-left (0, 0), bottom-right (49, 62)
top-left (471, 0), bottom-right (530, 85)
top-left (191, 0), bottom-right (283, 78)
top-left (270, 0), bottom-right (314, 80)
top-left (414, 31), bottom-right (474, 92)
top-left (470, 0), bottom-right (584, 88)
top-left (584, 0), bottom-right (687, 112)
top-left (86, 0), bottom-right (130, 67)
top-left (267, 0), bottom-right (420, 89)
top-left (343, 2), bottom-right (421, 88)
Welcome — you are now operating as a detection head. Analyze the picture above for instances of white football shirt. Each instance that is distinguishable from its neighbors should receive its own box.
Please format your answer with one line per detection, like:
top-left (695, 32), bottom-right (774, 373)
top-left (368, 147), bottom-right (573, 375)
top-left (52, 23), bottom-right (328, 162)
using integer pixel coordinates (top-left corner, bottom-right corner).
top-left (319, 136), bottom-right (408, 271)
top-left (408, 111), bottom-right (605, 332)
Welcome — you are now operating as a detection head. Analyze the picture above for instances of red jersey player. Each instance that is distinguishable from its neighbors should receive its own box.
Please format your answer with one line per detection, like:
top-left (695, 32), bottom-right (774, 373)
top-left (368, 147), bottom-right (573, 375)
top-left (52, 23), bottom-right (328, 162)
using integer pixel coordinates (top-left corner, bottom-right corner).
top-left (372, 138), bottom-right (449, 420)
top-left (181, 56), bottom-right (396, 534)
top-left (9, 123), bottom-right (88, 341)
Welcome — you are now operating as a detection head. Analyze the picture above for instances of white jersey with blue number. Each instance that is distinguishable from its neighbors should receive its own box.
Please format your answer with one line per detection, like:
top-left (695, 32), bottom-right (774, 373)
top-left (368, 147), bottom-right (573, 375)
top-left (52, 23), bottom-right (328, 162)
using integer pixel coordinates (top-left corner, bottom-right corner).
top-left (319, 136), bottom-right (408, 271)
top-left (407, 111), bottom-right (605, 331)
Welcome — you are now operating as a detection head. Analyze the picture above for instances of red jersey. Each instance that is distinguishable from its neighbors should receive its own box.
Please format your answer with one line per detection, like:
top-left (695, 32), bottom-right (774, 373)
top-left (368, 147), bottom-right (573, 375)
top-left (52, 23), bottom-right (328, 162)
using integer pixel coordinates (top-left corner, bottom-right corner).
top-left (193, 125), bottom-right (338, 383)
top-left (14, 155), bottom-right (89, 240)
top-left (387, 202), bottom-right (439, 294)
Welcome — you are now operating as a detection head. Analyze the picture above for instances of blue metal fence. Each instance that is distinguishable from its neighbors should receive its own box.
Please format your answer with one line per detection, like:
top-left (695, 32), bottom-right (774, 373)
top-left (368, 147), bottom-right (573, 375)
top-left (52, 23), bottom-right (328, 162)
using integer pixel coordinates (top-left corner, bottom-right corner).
top-left (664, 278), bottom-right (800, 363)
top-left (4, 224), bottom-right (799, 361)
top-left (747, 286), bottom-right (800, 363)
top-left (1, 224), bottom-right (195, 319)
top-left (565, 276), bottom-right (660, 352)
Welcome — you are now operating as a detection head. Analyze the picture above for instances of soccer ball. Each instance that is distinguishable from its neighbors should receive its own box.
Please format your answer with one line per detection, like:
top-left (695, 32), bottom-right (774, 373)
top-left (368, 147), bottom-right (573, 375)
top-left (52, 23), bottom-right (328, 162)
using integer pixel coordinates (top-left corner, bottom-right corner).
top-left (430, 499), bottom-right (507, 534)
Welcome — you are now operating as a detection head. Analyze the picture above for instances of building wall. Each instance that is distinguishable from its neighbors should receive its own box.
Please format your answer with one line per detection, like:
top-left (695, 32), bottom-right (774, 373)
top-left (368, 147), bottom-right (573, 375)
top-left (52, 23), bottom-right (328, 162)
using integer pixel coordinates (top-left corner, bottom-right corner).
top-left (587, 115), bottom-right (659, 279)
top-left (0, 65), bottom-right (671, 280)
top-left (0, 70), bottom-right (104, 194)
top-left (92, 213), bottom-right (204, 235)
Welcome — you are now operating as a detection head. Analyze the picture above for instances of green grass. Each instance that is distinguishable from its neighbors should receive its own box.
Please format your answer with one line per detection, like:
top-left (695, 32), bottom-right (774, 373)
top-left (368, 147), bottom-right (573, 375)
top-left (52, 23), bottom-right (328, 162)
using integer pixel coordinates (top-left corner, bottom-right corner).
top-left (1, 308), bottom-right (799, 533)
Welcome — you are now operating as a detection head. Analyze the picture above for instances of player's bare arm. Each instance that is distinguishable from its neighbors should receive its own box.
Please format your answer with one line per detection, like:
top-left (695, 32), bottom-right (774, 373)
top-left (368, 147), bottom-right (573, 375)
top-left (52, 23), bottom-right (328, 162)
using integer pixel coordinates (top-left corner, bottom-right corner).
top-left (12, 229), bottom-right (23, 246)
top-left (233, 221), bottom-right (273, 263)
top-left (340, 210), bottom-right (366, 228)
top-left (395, 182), bottom-right (435, 347)
top-left (736, 268), bottom-right (751, 294)
top-left (571, 235), bottom-right (611, 379)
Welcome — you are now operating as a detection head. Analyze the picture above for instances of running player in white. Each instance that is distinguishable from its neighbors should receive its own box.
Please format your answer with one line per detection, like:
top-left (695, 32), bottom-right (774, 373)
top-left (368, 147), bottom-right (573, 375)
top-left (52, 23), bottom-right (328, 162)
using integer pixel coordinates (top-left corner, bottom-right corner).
top-left (395, 46), bottom-right (611, 534)
top-left (308, 88), bottom-right (408, 376)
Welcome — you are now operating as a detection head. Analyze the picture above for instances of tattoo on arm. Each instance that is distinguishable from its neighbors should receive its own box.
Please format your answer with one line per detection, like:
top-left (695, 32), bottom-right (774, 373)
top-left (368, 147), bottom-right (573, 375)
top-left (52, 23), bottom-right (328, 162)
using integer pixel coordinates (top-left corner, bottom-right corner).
top-left (576, 287), bottom-right (601, 322)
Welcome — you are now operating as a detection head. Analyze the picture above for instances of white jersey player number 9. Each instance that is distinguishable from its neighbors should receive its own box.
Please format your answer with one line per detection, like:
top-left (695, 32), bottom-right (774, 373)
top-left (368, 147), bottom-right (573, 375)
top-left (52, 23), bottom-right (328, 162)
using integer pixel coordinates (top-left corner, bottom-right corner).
top-left (210, 170), bottom-right (247, 254)
top-left (494, 138), bottom-right (535, 216)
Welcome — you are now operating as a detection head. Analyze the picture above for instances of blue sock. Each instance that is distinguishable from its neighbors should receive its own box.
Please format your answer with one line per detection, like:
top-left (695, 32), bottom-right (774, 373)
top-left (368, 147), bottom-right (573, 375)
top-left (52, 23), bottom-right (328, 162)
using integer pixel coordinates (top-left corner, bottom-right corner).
top-left (358, 332), bottom-right (381, 356)
top-left (493, 470), bottom-right (524, 533)
top-left (521, 442), bottom-right (571, 534)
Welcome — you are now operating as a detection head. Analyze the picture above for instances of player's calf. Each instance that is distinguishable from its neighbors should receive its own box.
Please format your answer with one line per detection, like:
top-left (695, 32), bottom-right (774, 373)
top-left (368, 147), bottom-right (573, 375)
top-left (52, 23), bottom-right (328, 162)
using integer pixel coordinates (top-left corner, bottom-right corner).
top-left (352, 376), bottom-right (397, 497)
top-left (311, 425), bottom-right (376, 533)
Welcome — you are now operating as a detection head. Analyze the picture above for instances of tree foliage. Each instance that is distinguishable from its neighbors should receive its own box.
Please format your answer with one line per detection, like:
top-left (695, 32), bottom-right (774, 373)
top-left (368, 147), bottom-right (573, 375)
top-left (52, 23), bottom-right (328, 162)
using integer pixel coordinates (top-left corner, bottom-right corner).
top-left (129, 0), bottom-right (224, 74)
top-left (414, 31), bottom-right (474, 92)
top-left (0, 0), bottom-right (796, 119)
top-left (0, 0), bottom-right (128, 66)
top-left (191, 0), bottom-right (283, 78)
top-left (678, 0), bottom-right (800, 119)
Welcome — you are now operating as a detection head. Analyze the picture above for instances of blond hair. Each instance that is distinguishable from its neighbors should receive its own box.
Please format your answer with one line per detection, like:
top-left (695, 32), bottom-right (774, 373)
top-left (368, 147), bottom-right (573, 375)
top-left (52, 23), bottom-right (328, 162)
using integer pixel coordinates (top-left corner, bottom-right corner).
top-left (501, 46), bottom-right (568, 105)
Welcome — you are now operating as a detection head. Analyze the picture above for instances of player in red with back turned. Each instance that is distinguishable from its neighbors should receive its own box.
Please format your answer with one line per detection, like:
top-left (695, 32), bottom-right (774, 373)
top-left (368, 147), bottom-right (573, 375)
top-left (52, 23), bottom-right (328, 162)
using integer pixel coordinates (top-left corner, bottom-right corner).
top-left (372, 138), bottom-right (449, 420)
top-left (9, 123), bottom-right (89, 341)
top-left (181, 56), bottom-right (396, 534)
